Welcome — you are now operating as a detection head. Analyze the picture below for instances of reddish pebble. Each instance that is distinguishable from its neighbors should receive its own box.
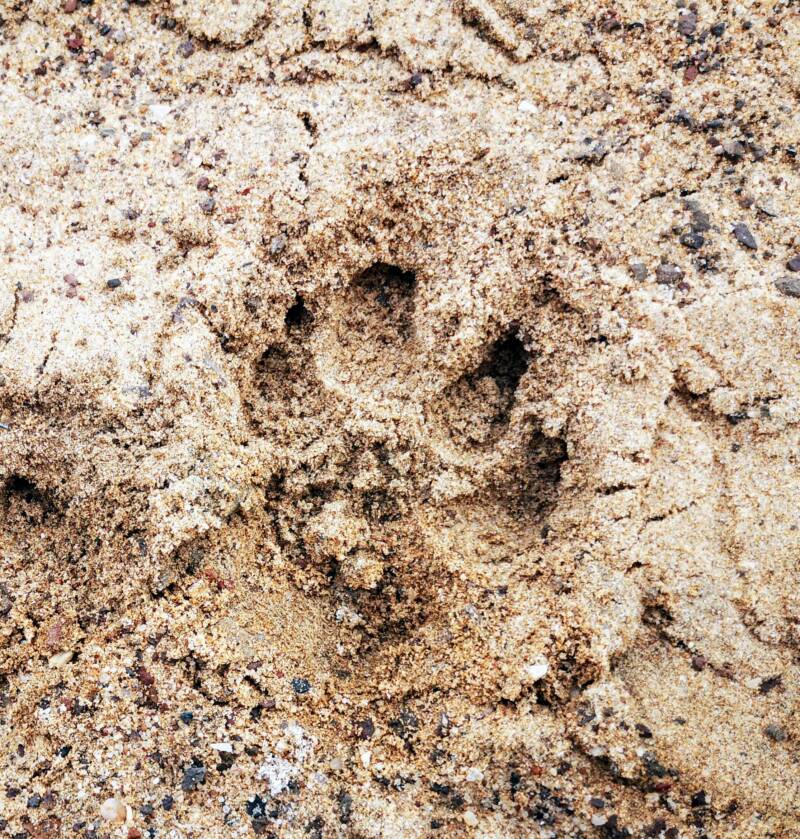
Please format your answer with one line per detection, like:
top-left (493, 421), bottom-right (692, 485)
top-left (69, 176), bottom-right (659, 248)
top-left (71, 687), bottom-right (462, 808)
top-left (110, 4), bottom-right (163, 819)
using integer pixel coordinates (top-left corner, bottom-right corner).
top-left (64, 0), bottom-right (77, 11)
top-left (683, 65), bottom-right (698, 83)
top-left (196, 176), bottom-right (210, 190)
top-left (691, 655), bottom-right (707, 671)
top-left (67, 33), bottom-right (84, 51)
top-left (128, 830), bottom-right (142, 839)
top-left (65, 287), bottom-right (77, 298)
top-left (137, 667), bottom-right (155, 686)
top-left (531, 765), bottom-right (543, 776)
top-left (63, 273), bottom-right (78, 286)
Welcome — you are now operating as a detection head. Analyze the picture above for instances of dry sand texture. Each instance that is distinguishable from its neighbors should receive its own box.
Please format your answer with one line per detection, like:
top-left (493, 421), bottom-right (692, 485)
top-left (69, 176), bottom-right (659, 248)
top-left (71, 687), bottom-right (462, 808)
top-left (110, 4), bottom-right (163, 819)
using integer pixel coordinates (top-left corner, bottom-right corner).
top-left (1, 0), bottom-right (800, 837)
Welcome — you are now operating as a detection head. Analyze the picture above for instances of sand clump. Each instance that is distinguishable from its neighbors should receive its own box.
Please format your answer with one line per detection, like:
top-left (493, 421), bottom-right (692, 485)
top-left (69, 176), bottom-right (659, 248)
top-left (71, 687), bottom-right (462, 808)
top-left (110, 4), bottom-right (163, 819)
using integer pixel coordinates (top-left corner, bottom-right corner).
top-left (1, 1), bottom-right (800, 837)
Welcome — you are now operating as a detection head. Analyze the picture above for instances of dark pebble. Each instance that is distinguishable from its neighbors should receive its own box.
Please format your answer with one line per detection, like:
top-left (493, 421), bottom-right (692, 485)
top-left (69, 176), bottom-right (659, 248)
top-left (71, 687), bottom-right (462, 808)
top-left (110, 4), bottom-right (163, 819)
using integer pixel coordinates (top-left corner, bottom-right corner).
top-left (775, 277), bottom-right (800, 298)
top-left (196, 176), bottom-right (210, 190)
top-left (181, 765), bottom-right (206, 791)
top-left (357, 718), bottom-right (374, 740)
top-left (764, 723), bottom-right (787, 742)
top-left (292, 677), bottom-right (311, 694)
top-left (179, 40), bottom-right (195, 58)
top-left (635, 723), bottom-right (653, 739)
top-left (691, 790), bottom-right (708, 808)
top-left (140, 804), bottom-right (154, 817)
top-left (723, 140), bottom-right (746, 159)
top-left (590, 797), bottom-right (605, 809)
top-left (27, 794), bottom-right (42, 809)
top-left (162, 795), bottom-right (174, 811)
top-left (200, 197), bottom-right (215, 214)
top-left (691, 655), bottom-right (707, 671)
top-left (733, 222), bottom-right (757, 249)
top-left (656, 263), bottom-right (684, 285)
top-left (57, 745), bottom-right (72, 758)
top-left (786, 256), bottom-right (800, 272)
top-left (710, 22), bottom-right (725, 36)
top-left (629, 262), bottom-right (648, 281)
top-left (337, 790), bottom-right (353, 824)
top-left (680, 231), bottom-right (704, 250)
top-left (179, 711), bottom-right (194, 724)
top-left (678, 12), bottom-right (697, 35)
top-left (107, 278), bottom-right (122, 289)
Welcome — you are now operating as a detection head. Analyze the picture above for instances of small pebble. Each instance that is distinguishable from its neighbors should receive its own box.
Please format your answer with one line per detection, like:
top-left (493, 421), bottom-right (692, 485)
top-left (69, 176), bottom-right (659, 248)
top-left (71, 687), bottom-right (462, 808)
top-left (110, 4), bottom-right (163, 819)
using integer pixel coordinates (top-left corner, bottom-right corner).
top-left (196, 176), bottom-right (210, 190)
top-left (107, 278), bottom-right (122, 289)
top-left (733, 222), bottom-right (757, 249)
top-left (100, 797), bottom-right (127, 824)
top-left (27, 794), bottom-right (42, 809)
top-left (590, 797), bottom-right (605, 809)
top-left (764, 723), bottom-right (787, 742)
top-left (179, 40), bottom-right (195, 58)
top-left (180, 711), bottom-right (194, 724)
top-left (200, 197), bottom-right (215, 214)
top-left (463, 810), bottom-right (478, 827)
top-left (292, 677), bottom-right (311, 694)
top-left (64, 0), bottom-right (78, 11)
top-left (775, 277), bottom-right (800, 298)
top-left (680, 231), bottom-right (704, 250)
top-left (786, 256), bottom-right (800, 272)
top-left (181, 765), bottom-right (206, 791)
top-left (691, 655), bottom-right (707, 671)
top-left (656, 263), bottom-right (684, 285)
top-left (162, 795), bottom-right (174, 811)
top-left (722, 140), bottom-right (746, 159)
top-left (677, 12), bottom-right (697, 35)
top-left (629, 261), bottom-right (648, 281)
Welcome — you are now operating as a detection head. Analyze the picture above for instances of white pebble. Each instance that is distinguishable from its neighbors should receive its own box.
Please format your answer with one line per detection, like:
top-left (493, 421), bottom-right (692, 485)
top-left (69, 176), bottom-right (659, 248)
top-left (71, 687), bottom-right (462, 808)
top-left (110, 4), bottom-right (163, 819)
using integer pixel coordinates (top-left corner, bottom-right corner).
top-left (99, 797), bottom-right (126, 824)
top-left (525, 659), bottom-right (549, 681)
top-left (463, 810), bottom-right (478, 827)
top-left (466, 767), bottom-right (484, 782)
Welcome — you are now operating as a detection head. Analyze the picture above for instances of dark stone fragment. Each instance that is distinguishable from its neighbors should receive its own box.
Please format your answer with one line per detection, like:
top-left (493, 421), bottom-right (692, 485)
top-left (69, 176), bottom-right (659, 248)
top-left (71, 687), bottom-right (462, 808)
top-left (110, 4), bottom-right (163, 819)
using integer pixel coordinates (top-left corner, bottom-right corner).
top-left (691, 655), bottom-right (707, 671)
top-left (635, 723), bottom-right (653, 738)
top-left (733, 222), bottom-right (757, 249)
top-left (673, 110), bottom-right (695, 129)
top-left (759, 675), bottom-right (782, 694)
top-left (292, 678), bottom-right (310, 694)
top-left (140, 804), bottom-right (154, 817)
top-left (629, 262), bottom-right (648, 280)
top-left (389, 708), bottom-right (419, 739)
top-left (430, 782), bottom-right (451, 796)
top-left (680, 231), bottom-right (704, 250)
top-left (162, 795), bottom-right (174, 811)
top-left (179, 40), bottom-right (195, 58)
top-left (710, 22), bottom-right (725, 36)
top-left (179, 711), bottom-right (193, 724)
top-left (357, 718), bottom-right (374, 740)
top-left (27, 794), bottom-right (42, 808)
top-left (691, 790), bottom-right (708, 808)
top-left (590, 797), bottom-right (605, 808)
top-left (656, 263), bottom-right (684, 285)
top-left (786, 256), bottom-right (800, 272)
top-left (57, 746), bottom-right (72, 758)
top-left (723, 140), bottom-right (747, 159)
top-left (690, 209), bottom-right (711, 232)
top-left (246, 795), bottom-right (267, 818)
top-left (181, 765), bottom-right (206, 791)
top-left (337, 790), bottom-right (353, 824)
top-left (678, 12), bottom-right (697, 35)
top-left (765, 723), bottom-right (787, 742)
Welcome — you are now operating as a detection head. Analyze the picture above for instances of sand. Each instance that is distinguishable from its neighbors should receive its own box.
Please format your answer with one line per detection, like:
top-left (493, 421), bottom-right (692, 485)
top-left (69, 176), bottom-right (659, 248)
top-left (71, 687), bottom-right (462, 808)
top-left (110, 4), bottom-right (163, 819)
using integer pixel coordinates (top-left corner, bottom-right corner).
top-left (1, 0), bottom-right (799, 837)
